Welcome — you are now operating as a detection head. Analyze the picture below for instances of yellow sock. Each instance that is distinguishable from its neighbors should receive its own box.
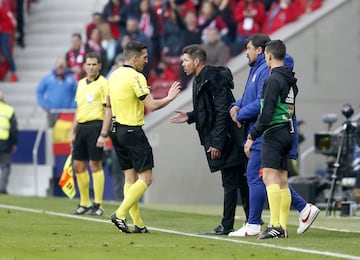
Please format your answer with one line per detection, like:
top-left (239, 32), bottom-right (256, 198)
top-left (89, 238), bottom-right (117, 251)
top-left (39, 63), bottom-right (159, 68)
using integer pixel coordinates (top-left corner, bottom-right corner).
top-left (124, 183), bottom-right (144, 227)
top-left (92, 170), bottom-right (105, 206)
top-left (116, 180), bottom-right (147, 220)
top-left (266, 184), bottom-right (281, 227)
top-left (123, 183), bottom-right (131, 197)
top-left (279, 187), bottom-right (291, 229)
top-left (76, 170), bottom-right (90, 206)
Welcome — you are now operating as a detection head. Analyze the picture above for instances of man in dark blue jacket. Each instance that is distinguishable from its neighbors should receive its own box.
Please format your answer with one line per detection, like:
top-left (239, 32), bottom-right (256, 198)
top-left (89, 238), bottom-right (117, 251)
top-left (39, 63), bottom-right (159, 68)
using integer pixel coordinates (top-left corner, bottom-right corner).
top-left (229, 34), bottom-right (319, 237)
top-left (171, 44), bottom-right (249, 235)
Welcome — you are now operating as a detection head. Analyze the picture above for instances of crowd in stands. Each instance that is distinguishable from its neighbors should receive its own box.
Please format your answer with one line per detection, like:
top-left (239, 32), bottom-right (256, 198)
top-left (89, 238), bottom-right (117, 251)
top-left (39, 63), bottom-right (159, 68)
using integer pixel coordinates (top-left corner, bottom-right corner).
top-left (79, 0), bottom-right (323, 92)
top-left (1, 0), bottom-right (324, 87)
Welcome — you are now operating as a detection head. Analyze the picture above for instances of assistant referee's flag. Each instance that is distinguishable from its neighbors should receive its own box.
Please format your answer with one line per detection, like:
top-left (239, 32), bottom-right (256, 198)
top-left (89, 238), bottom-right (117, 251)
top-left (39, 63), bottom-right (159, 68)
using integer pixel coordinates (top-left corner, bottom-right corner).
top-left (58, 154), bottom-right (76, 199)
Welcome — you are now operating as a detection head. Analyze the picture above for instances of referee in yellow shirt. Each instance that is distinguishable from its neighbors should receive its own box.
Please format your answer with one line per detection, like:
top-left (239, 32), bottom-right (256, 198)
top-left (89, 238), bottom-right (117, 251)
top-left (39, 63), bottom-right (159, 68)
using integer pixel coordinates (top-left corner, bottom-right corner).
top-left (71, 52), bottom-right (112, 216)
top-left (108, 41), bottom-right (181, 233)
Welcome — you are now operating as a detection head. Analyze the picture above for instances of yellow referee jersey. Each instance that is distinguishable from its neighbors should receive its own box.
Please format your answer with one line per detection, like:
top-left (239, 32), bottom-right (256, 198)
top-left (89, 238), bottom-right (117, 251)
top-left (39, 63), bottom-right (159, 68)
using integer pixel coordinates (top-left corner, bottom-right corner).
top-left (109, 66), bottom-right (150, 126)
top-left (75, 75), bottom-right (108, 123)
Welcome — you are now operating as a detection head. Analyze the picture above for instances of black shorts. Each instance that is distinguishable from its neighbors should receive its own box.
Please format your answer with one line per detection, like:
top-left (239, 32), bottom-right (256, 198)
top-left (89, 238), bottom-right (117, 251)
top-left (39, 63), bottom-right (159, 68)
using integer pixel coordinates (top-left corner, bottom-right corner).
top-left (72, 120), bottom-right (104, 161)
top-left (261, 124), bottom-right (293, 170)
top-left (111, 123), bottom-right (154, 173)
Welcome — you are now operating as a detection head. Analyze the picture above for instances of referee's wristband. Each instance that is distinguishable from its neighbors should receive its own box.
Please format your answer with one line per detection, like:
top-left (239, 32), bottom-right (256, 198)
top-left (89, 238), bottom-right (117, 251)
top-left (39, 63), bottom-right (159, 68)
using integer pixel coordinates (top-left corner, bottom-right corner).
top-left (100, 133), bottom-right (108, 138)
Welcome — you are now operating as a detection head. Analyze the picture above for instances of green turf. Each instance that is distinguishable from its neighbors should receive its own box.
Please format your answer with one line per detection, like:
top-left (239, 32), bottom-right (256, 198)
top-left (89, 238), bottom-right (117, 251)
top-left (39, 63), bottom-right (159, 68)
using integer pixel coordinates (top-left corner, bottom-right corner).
top-left (1, 195), bottom-right (360, 259)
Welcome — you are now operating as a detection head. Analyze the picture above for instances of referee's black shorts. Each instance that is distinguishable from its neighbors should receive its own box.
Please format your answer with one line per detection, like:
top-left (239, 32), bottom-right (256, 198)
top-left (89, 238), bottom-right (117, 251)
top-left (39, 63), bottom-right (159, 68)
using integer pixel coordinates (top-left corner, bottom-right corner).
top-left (72, 120), bottom-right (104, 161)
top-left (261, 124), bottom-right (293, 170)
top-left (111, 123), bottom-right (154, 173)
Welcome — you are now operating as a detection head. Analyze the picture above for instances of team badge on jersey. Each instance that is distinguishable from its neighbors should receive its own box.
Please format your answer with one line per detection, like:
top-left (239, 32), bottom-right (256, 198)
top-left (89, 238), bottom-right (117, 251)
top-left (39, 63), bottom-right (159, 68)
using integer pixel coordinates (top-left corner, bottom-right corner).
top-left (86, 93), bottom-right (94, 103)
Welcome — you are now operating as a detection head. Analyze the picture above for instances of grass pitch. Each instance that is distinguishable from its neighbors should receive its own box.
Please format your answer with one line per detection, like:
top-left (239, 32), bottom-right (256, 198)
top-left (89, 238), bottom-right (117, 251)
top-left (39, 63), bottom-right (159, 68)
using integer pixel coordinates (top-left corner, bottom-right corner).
top-left (1, 195), bottom-right (360, 259)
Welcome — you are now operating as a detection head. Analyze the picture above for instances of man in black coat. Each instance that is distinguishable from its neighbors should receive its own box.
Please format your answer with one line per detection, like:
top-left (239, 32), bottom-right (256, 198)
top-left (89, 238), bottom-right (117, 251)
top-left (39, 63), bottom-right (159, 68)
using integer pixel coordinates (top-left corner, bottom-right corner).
top-left (170, 44), bottom-right (249, 235)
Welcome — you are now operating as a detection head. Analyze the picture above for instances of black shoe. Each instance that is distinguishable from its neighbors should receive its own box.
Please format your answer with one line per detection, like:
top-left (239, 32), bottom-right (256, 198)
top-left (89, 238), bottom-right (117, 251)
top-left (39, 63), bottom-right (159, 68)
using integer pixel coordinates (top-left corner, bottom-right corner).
top-left (89, 203), bottom-right (104, 216)
top-left (133, 225), bottom-right (150, 234)
top-left (258, 225), bottom-right (287, 239)
top-left (72, 204), bottom-right (92, 215)
top-left (203, 225), bottom-right (233, 235)
top-left (110, 213), bottom-right (131, 233)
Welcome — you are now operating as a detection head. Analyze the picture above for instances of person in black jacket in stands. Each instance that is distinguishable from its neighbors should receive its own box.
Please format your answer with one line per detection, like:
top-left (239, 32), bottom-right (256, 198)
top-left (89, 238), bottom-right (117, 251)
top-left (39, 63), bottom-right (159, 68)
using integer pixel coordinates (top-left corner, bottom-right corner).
top-left (171, 44), bottom-right (249, 235)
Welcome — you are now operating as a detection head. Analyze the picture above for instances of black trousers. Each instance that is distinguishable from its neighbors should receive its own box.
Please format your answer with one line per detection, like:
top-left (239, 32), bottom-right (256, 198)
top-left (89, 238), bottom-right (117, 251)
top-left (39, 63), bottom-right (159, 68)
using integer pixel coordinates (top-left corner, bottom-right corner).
top-left (220, 163), bottom-right (249, 231)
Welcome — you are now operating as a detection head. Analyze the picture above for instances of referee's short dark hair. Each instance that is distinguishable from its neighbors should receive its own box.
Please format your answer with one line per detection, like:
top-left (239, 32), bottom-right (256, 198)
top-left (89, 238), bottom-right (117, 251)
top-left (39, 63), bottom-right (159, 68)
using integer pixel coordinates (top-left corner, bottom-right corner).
top-left (124, 41), bottom-right (147, 60)
top-left (85, 52), bottom-right (101, 64)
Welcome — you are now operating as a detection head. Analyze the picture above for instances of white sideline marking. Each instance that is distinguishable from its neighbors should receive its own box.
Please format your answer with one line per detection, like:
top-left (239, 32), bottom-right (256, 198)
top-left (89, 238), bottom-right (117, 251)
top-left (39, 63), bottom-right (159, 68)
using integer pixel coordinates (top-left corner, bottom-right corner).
top-left (1, 204), bottom-right (360, 260)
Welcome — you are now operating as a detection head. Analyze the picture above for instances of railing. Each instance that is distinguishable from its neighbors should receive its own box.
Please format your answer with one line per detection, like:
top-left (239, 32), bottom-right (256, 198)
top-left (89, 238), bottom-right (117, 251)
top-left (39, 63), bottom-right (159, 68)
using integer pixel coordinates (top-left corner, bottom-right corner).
top-left (32, 122), bottom-right (47, 196)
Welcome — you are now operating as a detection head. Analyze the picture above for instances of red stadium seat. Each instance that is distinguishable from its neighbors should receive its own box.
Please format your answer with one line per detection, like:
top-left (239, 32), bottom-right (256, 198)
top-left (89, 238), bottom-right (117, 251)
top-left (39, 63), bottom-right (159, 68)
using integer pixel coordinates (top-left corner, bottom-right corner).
top-left (150, 79), bottom-right (173, 99)
top-left (163, 56), bottom-right (182, 80)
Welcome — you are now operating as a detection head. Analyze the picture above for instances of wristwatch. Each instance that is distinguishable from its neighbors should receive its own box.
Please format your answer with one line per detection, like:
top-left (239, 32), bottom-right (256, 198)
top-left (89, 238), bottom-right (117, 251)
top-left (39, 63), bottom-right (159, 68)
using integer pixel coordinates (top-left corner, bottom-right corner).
top-left (247, 134), bottom-right (253, 141)
top-left (100, 133), bottom-right (108, 138)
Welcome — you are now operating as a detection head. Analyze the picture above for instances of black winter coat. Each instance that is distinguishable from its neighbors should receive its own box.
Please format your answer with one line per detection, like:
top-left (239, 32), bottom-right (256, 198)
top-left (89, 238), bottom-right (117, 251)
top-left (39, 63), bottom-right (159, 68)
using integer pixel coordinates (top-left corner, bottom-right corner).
top-left (187, 66), bottom-right (246, 172)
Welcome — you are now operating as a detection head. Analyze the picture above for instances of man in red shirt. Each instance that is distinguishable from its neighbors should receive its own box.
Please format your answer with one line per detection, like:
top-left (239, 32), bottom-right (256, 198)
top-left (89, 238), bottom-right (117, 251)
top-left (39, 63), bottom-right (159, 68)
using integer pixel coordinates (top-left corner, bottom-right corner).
top-left (0, 3), bottom-right (18, 82)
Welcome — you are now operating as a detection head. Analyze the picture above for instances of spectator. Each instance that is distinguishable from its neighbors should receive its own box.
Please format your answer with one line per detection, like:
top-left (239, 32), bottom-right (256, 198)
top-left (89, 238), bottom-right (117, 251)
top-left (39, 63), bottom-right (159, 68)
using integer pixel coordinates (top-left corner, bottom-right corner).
top-left (16, 0), bottom-right (25, 48)
top-left (120, 16), bottom-right (153, 59)
top-left (118, 16), bottom-right (153, 76)
top-left (175, 0), bottom-right (197, 18)
top-left (262, 0), bottom-right (278, 12)
top-left (102, 0), bottom-right (128, 40)
top-left (201, 27), bottom-right (229, 66)
top-left (65, 33), bottom-right (86, 81)
top-left (299, 0), bottom-right (323, 14)
top-left (152, 0), bottom-right (167, 36)
top-left (36, 57), bottom-right (77, 127)
top-left (128, 0), bottom-right (161, 63)
top-left (160, 5), bottom-right (184, 57)
top-left (261, 0), bottom-right (302, 35)
top-left (233, 0), bottom-right (265, 48)
top-left (0, 91), bottom-right (18, 194)
top-left (85, 27), bottom-right (108, 75)
top-left (0, 2), bottom-right (18, 82)
top-left (86, 12), bottom-right (117, 70)
top-left (114, 34), bottom-right (131, 58)
top-left (86, 12), bottom-right (105, 41)
top-left (197, 1), bottom-right (229, 44)
top-left (212, 0), bottom-right (237, 44)
top-left (170, 3), bottom-right (218, 87)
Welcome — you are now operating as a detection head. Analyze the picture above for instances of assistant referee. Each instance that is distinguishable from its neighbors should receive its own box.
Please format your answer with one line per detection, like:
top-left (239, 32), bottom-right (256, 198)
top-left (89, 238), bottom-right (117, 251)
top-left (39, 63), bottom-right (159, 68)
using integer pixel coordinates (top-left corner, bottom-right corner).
top-left (71, 52), bottom-right (112, 216)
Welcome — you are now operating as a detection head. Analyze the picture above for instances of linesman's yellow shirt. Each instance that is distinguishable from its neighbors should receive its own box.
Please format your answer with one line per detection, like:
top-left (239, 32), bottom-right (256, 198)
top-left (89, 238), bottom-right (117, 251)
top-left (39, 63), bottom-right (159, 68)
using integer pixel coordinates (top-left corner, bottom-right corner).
top-left (109, 65), bottom-right (150, 126)
top-left (75, 75), bottom-right (108, 123)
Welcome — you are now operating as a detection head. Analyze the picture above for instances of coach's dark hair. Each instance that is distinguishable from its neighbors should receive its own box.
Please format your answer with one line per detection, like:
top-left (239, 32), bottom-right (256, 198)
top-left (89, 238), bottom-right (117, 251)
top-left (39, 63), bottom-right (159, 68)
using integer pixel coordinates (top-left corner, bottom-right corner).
top-left (246, 33), bottom-right (271, 53)
top-left (85, 52), bottom-right (101, 64)
top-left (124, 41), bottom-right (147, 60)
top-left (182, 44), bottom-right (207, 64)
top-left (265, 40), bottom-right (286, 60)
